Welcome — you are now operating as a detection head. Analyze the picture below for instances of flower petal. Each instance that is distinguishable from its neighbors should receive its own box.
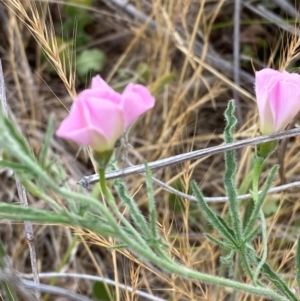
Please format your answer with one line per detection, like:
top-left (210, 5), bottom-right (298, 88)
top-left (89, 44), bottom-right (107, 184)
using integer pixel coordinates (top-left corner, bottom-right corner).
top-left (56, 96), bottom-right (125, 151)
top-left (269, 78), bottom-right (300, 132)
top-left (255, 68), bottom-right (300, 134)
top-left (121, 83), bottom-right (155, 127)
top-left (91, 75), bottom-right (113, 91)
top-left (78, 87), bottom-right (122, 106)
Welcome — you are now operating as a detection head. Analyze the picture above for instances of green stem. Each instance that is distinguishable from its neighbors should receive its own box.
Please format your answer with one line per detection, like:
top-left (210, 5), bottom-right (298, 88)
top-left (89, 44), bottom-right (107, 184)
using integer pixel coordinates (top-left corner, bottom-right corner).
top-left (250, 157), bottom-right (267, 284)
top-left (252, 157), bottom-right (264, 202)
top-left (55, 187), bottom-right (289, 301)
top-left (98, 168), bottom-right (151, 250)
top-left (99, 168), bottom-right (114, 202)
top-left (4, 134), bottom-right (289, 300)
top-left (253, 210), bottom-right (268, 284)
top-left (240, 250), bottom-right (254, 282)
top-left (0, 186), bottom-right (289, 301)
top-left (249, 156), bottom-right (296, 300)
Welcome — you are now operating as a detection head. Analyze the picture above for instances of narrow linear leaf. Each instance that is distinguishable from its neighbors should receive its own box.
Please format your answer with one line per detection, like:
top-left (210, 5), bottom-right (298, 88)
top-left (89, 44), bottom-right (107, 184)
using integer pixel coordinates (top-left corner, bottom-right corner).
top-left (2, 115), bottom-right (33, 159)
top-left (223, 100), bottom-right (242, 243)
top-left (243, 226), bottom-right (261, 244)
top-left (253, 210), bottom-right (268, 284)
top-left (0, 159), bottom-right (35, 175)
top-left (144, 162), bottom-right (159, 241)
top-left (191, 181), bottom-right (238, 247)
top-left (206, 234), bottom-right (235, 250)
top-left (244, 165), bottom-right (278, 238)
top-left (39, 114), bottom-right (55, 168)
top-left (0, 203), bottom-right (71, 224)
top-left (114, 177), bottom-right (152, 239)
top-left (260, 259), bottom-right (297, 301)
top-left (0, 203), bottom-right (119, 238)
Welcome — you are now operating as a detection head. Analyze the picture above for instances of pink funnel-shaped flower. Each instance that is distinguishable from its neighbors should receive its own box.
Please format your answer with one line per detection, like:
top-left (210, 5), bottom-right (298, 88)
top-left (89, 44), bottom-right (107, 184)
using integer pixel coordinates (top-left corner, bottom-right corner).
top-left (56, 75), bottom-right (155, 152)
top-left (255, 68), bottom-right (300, 135)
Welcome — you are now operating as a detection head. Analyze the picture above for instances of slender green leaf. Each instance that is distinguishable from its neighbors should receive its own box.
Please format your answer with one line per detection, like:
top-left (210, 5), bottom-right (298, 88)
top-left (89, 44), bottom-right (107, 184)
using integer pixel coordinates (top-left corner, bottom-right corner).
top-left (0, 203), bottom-right (119, 238)
top-left (2, 115), bottom-right (33, 159)
top-left (253, 210), bottom-right (268, 284)
top-left (0, 203), bottom-right (70, 224)
top-left (0, 159), bottom-right (35, 175)
top-left (259, 259), bottom-right (297, 301)
top-left (145, 162), bottom-right (158, 241)
top-left (114, 177), bottom-right (152, 239)
top-left (39, 114), bottom-right (55, 168)
top-left (206, 234), bottom-right (235, 249)
top-left (223, 99), bottom-right (242, 243)
top-left (244, 165), bottom-right (278, 238)
top-left (191, 181), bottom-right (238, 247)
top-left (243, 226), bottom-right (260, 244)
top-left (242, 199), bottom-right (254, 229)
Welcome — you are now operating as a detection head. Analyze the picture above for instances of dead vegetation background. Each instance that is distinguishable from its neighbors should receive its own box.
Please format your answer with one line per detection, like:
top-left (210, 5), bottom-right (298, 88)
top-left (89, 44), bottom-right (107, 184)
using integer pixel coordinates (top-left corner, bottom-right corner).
top-left (0, 0), bottom-right (300, 300)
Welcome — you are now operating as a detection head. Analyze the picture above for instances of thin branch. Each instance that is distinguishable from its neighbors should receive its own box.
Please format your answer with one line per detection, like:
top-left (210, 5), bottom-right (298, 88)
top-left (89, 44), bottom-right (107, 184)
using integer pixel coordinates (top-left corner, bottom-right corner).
top-left (124, 154), bottom-right (300, 203)
top-left (126, 171), bottom-right (300, 203)
top-left (79, 126), bottom-right (300, 186)
top-left (0, 59), bottom-right (40, 299)
top-left (21, 279), bottom-right (93, 301)
top-left (21, 272), bottom-right (167, 301)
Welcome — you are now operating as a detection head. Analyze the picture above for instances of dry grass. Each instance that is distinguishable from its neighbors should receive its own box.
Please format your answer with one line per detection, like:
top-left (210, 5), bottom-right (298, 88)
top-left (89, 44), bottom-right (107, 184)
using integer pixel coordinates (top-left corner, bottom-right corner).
top-left (1, 0), bottom-right (300, 300)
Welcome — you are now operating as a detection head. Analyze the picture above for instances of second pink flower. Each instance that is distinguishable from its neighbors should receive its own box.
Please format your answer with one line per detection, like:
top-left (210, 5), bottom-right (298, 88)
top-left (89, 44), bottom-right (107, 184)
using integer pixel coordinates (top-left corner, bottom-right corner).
top-left (255, 68), bottom-right (300, 135)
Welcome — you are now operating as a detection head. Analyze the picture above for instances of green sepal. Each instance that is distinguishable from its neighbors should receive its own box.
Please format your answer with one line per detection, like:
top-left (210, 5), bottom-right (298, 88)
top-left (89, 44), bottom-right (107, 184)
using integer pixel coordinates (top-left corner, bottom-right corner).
top-left (256, 141), bottom-right (278, 160)
top-left (93, 149), bottom-right (114, 169)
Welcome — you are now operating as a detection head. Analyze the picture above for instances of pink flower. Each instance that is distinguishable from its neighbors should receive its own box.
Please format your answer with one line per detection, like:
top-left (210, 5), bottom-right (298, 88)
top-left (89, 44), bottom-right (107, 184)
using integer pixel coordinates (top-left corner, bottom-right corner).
top-left (255, 68), bottom-right (300, 135)
top-left (56, 75), bottom-right (155, 152)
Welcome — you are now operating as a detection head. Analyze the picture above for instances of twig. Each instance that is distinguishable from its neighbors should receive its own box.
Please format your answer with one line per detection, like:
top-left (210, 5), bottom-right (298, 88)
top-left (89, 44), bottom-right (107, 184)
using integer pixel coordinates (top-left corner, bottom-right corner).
top-left (0, 60), bottom-right (40, 299)
top-left (21, 272), bottom-right (167, 301)
top-left (21, 279), bottom-right (93, 301)
top-left (79, 126), bottom-right (300, 186)
top-left (123, 153), bottom-right (300, 203)
top-left (120, 159), bottom-right (300, 203)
